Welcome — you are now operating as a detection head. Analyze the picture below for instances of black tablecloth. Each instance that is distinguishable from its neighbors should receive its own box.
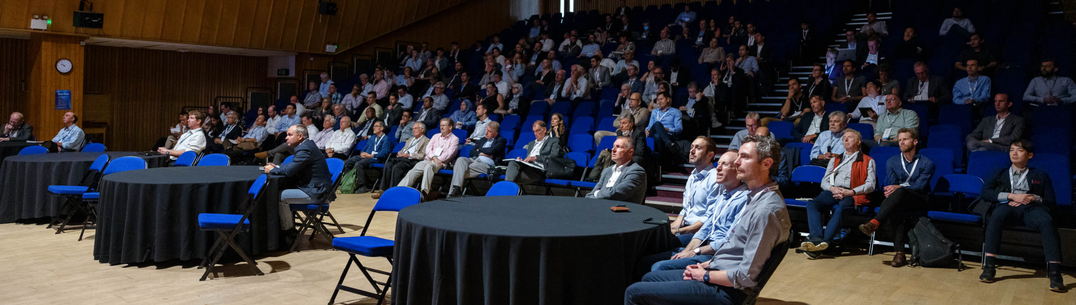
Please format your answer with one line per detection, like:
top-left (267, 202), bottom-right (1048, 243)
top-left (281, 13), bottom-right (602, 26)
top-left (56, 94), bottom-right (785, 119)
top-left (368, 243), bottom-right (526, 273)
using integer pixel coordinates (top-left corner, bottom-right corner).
top-left (391, 196), bottom-right (679, 305)
top-left (93, 166), bottom-right (288, 265)
top-left (0, 141), bottom-right (37, 169)
top-left (0, 152), bottom-right (170, 223)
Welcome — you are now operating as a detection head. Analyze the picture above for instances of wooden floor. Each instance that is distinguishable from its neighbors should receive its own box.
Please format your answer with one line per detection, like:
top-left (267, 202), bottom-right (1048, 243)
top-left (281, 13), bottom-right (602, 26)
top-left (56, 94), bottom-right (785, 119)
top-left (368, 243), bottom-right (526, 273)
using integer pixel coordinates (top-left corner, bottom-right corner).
top-left (2, 194), bottom-right (1074, 305)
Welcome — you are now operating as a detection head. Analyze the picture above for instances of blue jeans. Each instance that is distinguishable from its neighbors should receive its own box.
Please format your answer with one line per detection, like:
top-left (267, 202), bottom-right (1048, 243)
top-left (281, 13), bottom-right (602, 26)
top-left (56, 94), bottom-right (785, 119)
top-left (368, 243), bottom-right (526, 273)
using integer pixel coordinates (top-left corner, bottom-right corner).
top-left (651, 254), bottom-right (713, 271)
top-left (677, 233), bottom-right (694, 246)
top-left (624, 270), bottom-right (746, 305)
top-left (279, 189), bottom-right (312, 230)
top-left (805, 190), bottom-right (856, 244)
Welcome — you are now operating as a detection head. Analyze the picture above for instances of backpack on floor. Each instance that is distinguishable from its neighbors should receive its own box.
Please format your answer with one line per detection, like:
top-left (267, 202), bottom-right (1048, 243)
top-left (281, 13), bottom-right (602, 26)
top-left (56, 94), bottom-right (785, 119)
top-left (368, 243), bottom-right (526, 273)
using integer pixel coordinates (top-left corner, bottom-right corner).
top-left (337, 168), bottom-right (359, 194)
top-left (907, 217), bottom-right (966, 270)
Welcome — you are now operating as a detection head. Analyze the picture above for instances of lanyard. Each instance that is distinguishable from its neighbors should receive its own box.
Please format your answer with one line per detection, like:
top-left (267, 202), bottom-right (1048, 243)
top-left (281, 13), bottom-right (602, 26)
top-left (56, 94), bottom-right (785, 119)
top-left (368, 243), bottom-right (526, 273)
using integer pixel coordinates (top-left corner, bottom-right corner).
top-left (653, 108), bottom-right (671, 123)
top-left (830, 152), bottom-right (858, 186)
top-left (901, 155), bottom-right (919, 184)
top-left (918, 81), bottom-right (927, 96)
top-left (844, 78), bottom-right (853, 94)
top-left (1010, 168), bottom-right (1028, 192)
top-left (968, 78), bottom-right (978, 96)
top-left (371, 135), bottom-right (384, 153)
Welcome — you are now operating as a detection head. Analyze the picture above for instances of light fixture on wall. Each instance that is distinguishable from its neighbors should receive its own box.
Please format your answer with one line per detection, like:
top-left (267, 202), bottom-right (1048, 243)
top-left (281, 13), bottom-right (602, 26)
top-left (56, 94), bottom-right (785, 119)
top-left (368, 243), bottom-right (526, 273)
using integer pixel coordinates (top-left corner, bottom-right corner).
top-left (30, 14), bottom-right (49, 31)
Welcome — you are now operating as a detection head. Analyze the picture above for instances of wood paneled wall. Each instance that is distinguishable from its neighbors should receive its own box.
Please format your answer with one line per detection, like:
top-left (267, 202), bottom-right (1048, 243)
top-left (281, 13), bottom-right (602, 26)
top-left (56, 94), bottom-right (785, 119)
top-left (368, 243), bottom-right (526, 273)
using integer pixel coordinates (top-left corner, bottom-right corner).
top-left (0, 38), bottom-right (29, 119)
top-left (0, 0), bottom-right (476, 54)
top-left (27, 34), bottom-right (83, 142)
top-left (84, 45), bottom-right (270, 151)
top-left (333, 0), bottom-right (513, 62)
top-left (540, 0), bottom-right (730, 16)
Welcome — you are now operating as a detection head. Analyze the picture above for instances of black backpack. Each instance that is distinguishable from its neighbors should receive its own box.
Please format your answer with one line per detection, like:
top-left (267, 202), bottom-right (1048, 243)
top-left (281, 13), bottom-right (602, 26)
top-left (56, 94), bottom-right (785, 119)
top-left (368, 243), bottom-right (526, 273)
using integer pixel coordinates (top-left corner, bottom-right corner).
top-left (907, 217), bottom-right (966, 270)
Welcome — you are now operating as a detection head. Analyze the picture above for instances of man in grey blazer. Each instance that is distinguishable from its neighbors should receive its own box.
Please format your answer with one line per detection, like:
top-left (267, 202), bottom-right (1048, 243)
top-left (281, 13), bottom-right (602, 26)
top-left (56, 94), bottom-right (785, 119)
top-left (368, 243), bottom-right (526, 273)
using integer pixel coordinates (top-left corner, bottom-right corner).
top-left (586, 136), bottom-right (647, 204)
top-left (966, 93), bottom-right (1024, 152)
top-left (588, 56), bottom-right (613, 90)
top-left (0, 112), bottom-right (34, 141)
top-left (506, 120), bottom-right (562, 185)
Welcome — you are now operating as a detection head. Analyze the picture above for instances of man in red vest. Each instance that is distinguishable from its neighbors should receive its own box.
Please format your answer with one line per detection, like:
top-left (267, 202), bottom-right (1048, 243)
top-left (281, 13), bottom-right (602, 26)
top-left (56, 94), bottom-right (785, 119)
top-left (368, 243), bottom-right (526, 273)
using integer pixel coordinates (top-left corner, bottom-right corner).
top-left (800, 129), bottom-right (876, 259)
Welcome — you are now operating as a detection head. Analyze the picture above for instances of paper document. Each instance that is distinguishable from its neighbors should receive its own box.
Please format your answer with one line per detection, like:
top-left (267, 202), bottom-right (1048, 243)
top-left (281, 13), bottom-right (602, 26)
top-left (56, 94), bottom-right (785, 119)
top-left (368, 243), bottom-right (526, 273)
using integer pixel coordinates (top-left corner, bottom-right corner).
top-left (504, 159), bottom-right (544, 170)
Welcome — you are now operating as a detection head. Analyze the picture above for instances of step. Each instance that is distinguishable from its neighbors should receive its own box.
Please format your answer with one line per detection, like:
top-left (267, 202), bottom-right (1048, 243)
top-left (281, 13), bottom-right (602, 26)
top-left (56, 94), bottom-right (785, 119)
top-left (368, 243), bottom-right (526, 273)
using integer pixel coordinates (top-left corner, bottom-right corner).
top-left (774, 89), bottom-right (789, 93)
top-left (852, 12), bottom-right (892, 17)
top-left (761, 96), bottom-right (786, 100)
top-left (661, 172), bottom-right (689, 181)
top-left (711, 134), bottom-right (734, 140)
top-left (645, 196), bottom-right (683, 208)
top-left (850, 17), bottom-right (893, 22)
top-left (788, 71), bottom-right (812, 76)
top-left (791, 65), bottom-right (814, 69)
top-left (749, 102), bottom-right (783, 107)
top-left (656, 185), bottom-right (686, 193)
top-left (845, 22), bottom-right (868, 26)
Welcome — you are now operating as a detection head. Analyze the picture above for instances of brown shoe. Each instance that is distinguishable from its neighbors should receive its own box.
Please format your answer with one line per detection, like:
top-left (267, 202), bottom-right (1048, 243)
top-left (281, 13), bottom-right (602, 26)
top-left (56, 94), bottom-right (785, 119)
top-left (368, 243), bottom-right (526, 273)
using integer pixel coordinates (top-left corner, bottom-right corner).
top-left (371, 192), bottom-right (383, 199)
top-left (426, 189), bottom-right (440, 201)
top-left (254, 151), bottom-right (268, 159)
top-left (859, 221), bottom-right (878, 236)
top-left (891, 251), bottom-right (907, 267)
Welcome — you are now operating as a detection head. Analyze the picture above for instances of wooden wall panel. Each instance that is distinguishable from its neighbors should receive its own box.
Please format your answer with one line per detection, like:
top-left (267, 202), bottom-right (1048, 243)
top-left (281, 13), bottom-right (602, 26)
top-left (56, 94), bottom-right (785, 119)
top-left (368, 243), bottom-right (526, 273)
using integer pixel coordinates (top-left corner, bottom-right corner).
top-left (0, 38), bottom-right (29, 119)
top-left (84, 46), bottom-right (270, 151)
top-left (27, 34), bottom-right (83, 143)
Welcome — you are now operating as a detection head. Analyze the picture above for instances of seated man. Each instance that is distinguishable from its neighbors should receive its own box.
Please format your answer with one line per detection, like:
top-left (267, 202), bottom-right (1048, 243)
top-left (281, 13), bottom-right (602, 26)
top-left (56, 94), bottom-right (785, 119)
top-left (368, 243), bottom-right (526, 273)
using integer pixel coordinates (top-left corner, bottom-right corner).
top-left (587, 115), bottom-right (648, 182)
top-left (225, 114), bottom-right (268, 162)
top-left (1, 111), bottom-right (34, 141)
top-left (325, 116), bottom-right (358, 160)
top-left (51, 112), bottom-right (85, 152)
top-left (729, 112), bottom-right (773, 150)
top-left (1023, 59), bottom-right (1076, 107)
top-left (873, 94), bottom-right (919, 146)
top-left (979, 140), bottom-right (1064, 291)
top-left (208, 111), bottom-right (242, 153)
top-left (585, 136), bottom-right (648, 204)
top-left (341, 120), bottom-right (388, 193)
top-left (414, 97), bottom-right (442, 132)
top-left (645, 92), bottom-right (683, 165)
top-left (624, 135), bottom-right (790, 305)
top-left (273, 104), bottom-right (301, 145)
top-left (446, 122), bottom-right (505, 198)
top-left (902, 62), bottom-right (952, 105)
top-left (793, 96), bottom-right (829, 144)
top-left (593, 92), bottom-right (649, 146)
top-left (952, 59), bottom-right (992, 105)
top-left (652, 150), bottom-right (746, 271)
top-left (465, 104), bottom-right (494, 143)
top-left (966, 93), bottom-right (1024, 152)
top-left (157, 110), bottom-right (206, 160)
top-left (264, 124), bottom-right (333, 236)
top-left (311, 115), bottom-right (336, 151)
top-left (832, 61), bottom-right (865, 108)
top-left (506, 120), bottom-right (562, 186)
top-left (666, 137), bottom-right (719, 245)
top-left (809, 111), bottom-right (849, 166)
top-left (801, 129), bottom-right (875, 259)
top-left (398, 118), bottom-right (459, 201)
top-left (372, 123), bottom-right (429, 199)
top-left (159, 112), bottom-right (187, 149)
top-left (857, 128), bottom-right (934, 267)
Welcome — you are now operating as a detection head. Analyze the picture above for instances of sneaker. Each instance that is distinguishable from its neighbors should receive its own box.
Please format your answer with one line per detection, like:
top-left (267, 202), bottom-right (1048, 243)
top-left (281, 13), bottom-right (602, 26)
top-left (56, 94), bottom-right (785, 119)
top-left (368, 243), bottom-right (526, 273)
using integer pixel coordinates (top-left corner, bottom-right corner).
top-left (354, 187), bottom-right (368, 194)
top-left (804, 241), bottom-right (829, 252)
top-left (980, 265), bottom-right (996, 283)
top-left (803, 250), bottom-right (822, 260)
top-left (859, 222), bottom-right (878, 236)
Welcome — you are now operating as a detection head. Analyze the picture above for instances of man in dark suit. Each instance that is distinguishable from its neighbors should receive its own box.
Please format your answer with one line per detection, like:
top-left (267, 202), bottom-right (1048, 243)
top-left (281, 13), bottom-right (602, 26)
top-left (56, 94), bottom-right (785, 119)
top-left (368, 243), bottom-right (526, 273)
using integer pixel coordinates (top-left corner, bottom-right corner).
top-left (586, 136), bottom-right (647, 204)
top-left (966, 94), bottom-right (1025, 152)
top-left (667, 58), bottom-right (691, 91)
top-left (414, 97), bottom-right (442, 132)
top-left (455, 72), bottom-right (478, 100)
top-left (589, 116), bottom-right (649, 182)
top-left (265, 124), bottom-right (333, 234)
top-left (0, 112), bottom-right (34, 141)
top-left (793, 96), bottom-right (830, 144)
top-left (506, 120), bottom-right (562, 186)
top-left (902, 62), bottom-right (952, 104)
top-left (543, 69), bottom-right (568, 103)
top-left (209, 112), bottom-right (243, 153)
top-left (446, 121), bottom-right (506, 197)
top-left (979, 140), bottom-right (1064, 292)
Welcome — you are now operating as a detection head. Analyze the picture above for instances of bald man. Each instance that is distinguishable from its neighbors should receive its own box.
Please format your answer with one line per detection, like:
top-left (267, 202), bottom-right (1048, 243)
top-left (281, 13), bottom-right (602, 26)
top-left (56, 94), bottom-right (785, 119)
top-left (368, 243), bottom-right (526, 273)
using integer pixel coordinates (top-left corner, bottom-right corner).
top-left (1, 112), bottom-right (34, 142)
top-left (51, 112), bottom-right (85, 152)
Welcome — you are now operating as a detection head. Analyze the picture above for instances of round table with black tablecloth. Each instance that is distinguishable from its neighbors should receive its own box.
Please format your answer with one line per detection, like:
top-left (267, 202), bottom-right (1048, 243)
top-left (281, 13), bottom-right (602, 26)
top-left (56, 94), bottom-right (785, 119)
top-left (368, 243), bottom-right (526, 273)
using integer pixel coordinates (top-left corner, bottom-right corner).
top-left (93, 166), bottom-right (289, 265)
top-left (0, 152), bottom-right (170, 223)
top-left (391, 196), bottom-right (680, 305)
top-left (0, 141), bottom-right (38, 168)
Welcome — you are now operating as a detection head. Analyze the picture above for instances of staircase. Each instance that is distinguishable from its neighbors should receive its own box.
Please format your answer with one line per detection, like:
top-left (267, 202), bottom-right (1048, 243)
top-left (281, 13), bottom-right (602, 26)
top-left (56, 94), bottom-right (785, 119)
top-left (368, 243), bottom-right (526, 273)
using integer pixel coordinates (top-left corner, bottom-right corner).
top-left (642, 11), bottom-right (893, 212)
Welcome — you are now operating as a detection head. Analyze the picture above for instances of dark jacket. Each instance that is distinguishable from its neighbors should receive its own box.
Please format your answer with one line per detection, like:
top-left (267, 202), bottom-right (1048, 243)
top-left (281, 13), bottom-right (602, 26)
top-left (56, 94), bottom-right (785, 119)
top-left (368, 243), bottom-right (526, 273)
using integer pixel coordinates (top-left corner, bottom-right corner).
top-left (457, 82), bottom-right (478, 100)
top-left (966, 114), bottom-right (1025, 146)
top-left (2, 123), bottom-right (34, 141)
top-left (902, 76), bottom-right (952, 103)
top-left (270, 139), bottom-right (334, 201)
top-left (524, 136), bottom-right (562, 164)
top-left (793, 110), bottom-right (831, 141)
top-left (415, 107), bottom-right (442, 130)
top-left (617, 128), bottom-right (648, 157)
top-left (219, 124), bottom-right (243, 140)
top-left (981, 167), bottom-right (1055, 208)
top-left (470, 135), bottom-right (507, 165)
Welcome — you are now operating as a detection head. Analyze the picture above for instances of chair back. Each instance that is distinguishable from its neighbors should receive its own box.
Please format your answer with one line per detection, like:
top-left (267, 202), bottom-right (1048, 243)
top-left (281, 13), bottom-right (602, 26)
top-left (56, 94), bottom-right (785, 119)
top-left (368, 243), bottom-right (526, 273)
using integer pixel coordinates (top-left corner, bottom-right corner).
top-left (79, 154), bottom-right (112, 188)
top-left (487, 181), bottom-right (521, 196)
top-left (742, 240), bottom-right (790, 305)
top-left (567, 134), bottom-right (594, 153)
top-left (247, 174), bottom-right (270, 198)
top-left (89, 154), bottom-right (110, 172)
top-left (1029, 153), bottom-right (1072, 206)
top-left (937, 174), bottom-right (985, 196)
top-left (847, 123), bottom-right (873, 140)
top-left (18, 146), bottom-right (47, 155)
top-left (103, 156), bottom-right (147, 175)
top-left (790, 165), bottom-right (826, 183)
top-left (767, 121), bottom-right (793, 140)
top-left (362, 186), bottom-right (423, 236)
top-left (82, 143), bottom-right (106, 152)
top-left (506, 148), bottom-right (529, 159)
top-left (452, 129), bottom-right (469, 143)
top-left (784, 142), bottom-right (812, 166)
top-left (196, 153), bottom-right (230, 166)
top-left (282, 155), bottom-right (295, 165)
top-left (326, 158), bottom-right (345, 184)
top-left (919, 148), bottom-right (954, 191)
top-left (869, 146), bottom-right (900, 185)
top-left (174, 151), bottom-right (197, 166)
top-left (563, 152), bottom-right (589, 168)
top-left (597, 135), bottom-right (618, 151)
top-left (966, 156), bottom-right (1010, 181)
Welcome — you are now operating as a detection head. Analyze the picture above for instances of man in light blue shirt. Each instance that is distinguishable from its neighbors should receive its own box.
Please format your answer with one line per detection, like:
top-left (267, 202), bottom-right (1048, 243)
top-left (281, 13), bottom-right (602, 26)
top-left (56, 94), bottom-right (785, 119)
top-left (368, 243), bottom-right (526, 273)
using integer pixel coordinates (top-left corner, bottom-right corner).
top-left (952, 59), bottom-right (992, 105)
top-left (275, 104), bottom-right (301, 138)
top-left (674, 6), bottom-right (697, 27)
top-left (668, 138), bottom-right (721, 246)
top-left (809, 111), bottom-right (848, 164)
top-left (318, 72), bottom-right (334, 98)
top-left (579, 34), bottom-right (601, 58)
top-left (51, 112), bottom-right (85, 152)
top-left (646, 92), bottom-right (683, 164)
top-left (1023, 60), bottom-right (1076, 106)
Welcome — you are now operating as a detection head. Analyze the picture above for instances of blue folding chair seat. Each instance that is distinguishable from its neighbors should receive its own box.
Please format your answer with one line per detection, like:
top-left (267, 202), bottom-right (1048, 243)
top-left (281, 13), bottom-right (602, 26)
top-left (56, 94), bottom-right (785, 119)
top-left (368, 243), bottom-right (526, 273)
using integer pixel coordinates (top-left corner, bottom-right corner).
top-left (197, 174), bottom-right (269, 281)
top-left (784, 198), bottom-right (808, 208)
top-left (927, 211), bottom-right (981, 223)
top-left (47, 185), bottom-right (90, 194)
top-left (197, 214), bottom-right (251, 231)
top-left (82, 192), bottom-right (99, 200)
top-left (333, 236), bottom-right (395, 257)
top-left (289, 158), bottom-right (346, 252)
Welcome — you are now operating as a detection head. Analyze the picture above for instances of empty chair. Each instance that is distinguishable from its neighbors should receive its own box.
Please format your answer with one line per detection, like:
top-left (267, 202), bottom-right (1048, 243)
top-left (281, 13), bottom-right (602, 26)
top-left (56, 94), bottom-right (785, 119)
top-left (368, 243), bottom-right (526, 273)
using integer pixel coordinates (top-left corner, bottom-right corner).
top-left (965, 156), bottom-right (1010, 181)
top-left (938, 104), bottom-right (974, 135)
top-left (597, 135), bottom-right (618, 152)
top-left (329, 186), bottom-right (422, 305)
top-left (869, 146), bottom-right (900, 186)
top-left (487, 181), bottom-right (521, 196)
top-left (47, 154), bottom-right (110, 236)
top-left (567, 134), bottom-right (594, 153)
top-left (81, 143), bottom-right (106, 152)
top-left (784, 142), bottom-right (813, 166)
top-left (919, 148), bottom-right (955, 191)
top-left (196, 174), bottom-right (269, 281)
top-left (196, 153), bottom-right (230, 166)
top-left (18, 146), bottom-right (47, 155)
top-left (71, 156), bottom-right (147, 240)
top-left (281, 155), bottom-right (295, 165)
top-left (569, 117), bottom-right (594, 135)
top-left (927, 125), bottom-right (964, 170)
top-left (784, 165), bottom-right (827, 208)
top-left (768, 121), bottom-right (793, 140)
top-left (174, 151), bottom-right (198, 166)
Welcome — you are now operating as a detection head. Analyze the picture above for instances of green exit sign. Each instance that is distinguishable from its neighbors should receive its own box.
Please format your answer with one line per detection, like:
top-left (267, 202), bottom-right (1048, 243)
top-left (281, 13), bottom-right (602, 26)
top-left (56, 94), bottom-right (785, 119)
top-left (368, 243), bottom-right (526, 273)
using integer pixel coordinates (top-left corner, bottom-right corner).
top-left (277, 68), bottom-right (289, 76)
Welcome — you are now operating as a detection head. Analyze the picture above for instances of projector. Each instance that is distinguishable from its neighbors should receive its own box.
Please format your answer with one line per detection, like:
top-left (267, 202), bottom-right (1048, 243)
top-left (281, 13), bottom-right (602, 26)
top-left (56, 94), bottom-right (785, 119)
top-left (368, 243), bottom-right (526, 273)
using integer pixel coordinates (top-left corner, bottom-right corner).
top-left (74, 11), bottom-right (104, 28)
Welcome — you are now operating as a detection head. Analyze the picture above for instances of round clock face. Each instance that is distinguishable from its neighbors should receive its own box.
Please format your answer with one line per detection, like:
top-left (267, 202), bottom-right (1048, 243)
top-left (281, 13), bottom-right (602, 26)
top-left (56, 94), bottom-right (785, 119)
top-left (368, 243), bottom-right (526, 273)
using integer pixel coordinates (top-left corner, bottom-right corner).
top-left (56, 58), bottom-right (73, 74)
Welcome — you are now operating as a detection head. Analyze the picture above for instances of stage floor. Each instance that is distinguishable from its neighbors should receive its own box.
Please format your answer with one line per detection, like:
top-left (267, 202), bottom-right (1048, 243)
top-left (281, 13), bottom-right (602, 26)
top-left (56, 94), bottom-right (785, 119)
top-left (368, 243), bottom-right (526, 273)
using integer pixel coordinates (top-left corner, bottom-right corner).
top-left (1, 193), bottom-right (1073, 304)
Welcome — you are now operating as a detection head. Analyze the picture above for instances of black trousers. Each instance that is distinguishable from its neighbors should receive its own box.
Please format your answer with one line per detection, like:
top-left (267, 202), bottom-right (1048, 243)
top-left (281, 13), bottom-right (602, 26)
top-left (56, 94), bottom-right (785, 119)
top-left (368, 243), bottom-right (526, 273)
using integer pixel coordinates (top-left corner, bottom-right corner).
top-left (873, 188), bottom-right (928, 249)
top-left (984, 203), bottom-right (1061, 262)
top-left (381, 158), bottom-right (419, 190)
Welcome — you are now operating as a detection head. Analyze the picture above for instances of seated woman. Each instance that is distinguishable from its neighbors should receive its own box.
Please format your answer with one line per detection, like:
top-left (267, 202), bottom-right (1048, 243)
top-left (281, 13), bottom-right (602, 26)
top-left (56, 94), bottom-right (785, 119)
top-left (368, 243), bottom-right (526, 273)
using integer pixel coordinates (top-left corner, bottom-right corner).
top-left (549, 113), bottom-right (570, 150)
top-left (800, 129), bottom-right (876, 259)
top-left (481, 83), bottom-right (507, 115)
top-left (451, 100), bottom-right (477, 131)
top-left (501, 83), bottom-right (528, 116)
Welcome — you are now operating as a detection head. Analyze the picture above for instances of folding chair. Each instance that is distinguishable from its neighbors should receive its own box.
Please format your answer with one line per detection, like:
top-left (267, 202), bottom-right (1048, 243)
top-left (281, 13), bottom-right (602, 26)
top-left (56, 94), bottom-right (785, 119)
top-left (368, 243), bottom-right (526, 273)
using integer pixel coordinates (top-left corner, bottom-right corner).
top-left (197, 174), bottom-right (270, 281)
top-left (487, 181), bottom-right (521, 196)
top-left (51, 156), bottom-right (147, 240)
top-left (18, 146), bottom-right (47, 155)
top-left (196, 153), bottom-right (231, 166)
top-left (741, 240), bottom-right (790, 305)
top-left (47, 154), bottom-right (109, 235)
top-left (328, 186), bottom-right (422, 305)
top-left (289, 158), bottom-right (346, 252)
top-left (81, 143), bottom-right (106, 152)
top-left (174, 150), bottom-right (198, 166)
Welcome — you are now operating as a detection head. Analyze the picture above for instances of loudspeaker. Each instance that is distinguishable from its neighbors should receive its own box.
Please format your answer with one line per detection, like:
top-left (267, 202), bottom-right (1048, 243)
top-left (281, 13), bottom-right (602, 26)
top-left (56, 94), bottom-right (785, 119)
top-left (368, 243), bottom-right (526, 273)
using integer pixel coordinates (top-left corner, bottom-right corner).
top-left (318, 2), bottom-right (337, 15)
top-left (73, 11), bottom-right (103, 28)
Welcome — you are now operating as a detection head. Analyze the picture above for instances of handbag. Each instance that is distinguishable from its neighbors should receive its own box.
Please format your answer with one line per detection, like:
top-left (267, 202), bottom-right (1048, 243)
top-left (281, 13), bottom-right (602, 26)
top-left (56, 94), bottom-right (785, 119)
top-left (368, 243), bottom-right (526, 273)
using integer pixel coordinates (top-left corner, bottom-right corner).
top-left (544, 157), bottom-right (576, 179)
